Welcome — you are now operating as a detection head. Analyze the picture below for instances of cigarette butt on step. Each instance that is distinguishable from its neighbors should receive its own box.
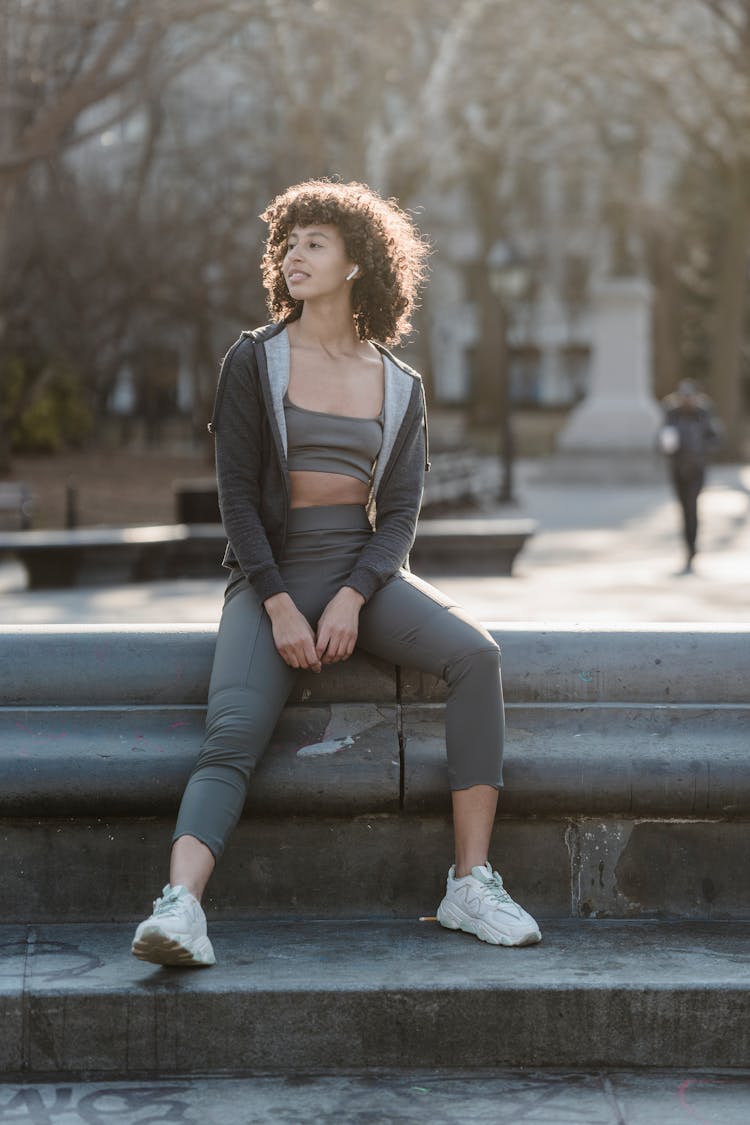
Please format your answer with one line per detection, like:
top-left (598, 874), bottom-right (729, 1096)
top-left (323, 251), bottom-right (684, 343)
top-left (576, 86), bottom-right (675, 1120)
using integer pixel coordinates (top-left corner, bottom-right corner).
top-left (419, 915), bottom-right (438, 922)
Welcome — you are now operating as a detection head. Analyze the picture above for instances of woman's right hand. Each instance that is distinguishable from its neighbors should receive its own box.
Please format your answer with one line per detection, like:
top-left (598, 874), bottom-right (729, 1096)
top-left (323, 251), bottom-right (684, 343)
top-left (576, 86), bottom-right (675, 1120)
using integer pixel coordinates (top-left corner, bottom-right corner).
top-left (263, 592), bottom-right (322, 672)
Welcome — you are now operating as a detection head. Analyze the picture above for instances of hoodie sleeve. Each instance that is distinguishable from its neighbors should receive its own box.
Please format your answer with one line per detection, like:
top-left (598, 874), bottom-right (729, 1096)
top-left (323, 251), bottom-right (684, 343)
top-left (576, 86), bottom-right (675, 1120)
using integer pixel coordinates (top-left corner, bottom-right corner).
top-left (213, 342), bottom-right (288, 603)
top-left (345, 385), bottom-right (426, 602)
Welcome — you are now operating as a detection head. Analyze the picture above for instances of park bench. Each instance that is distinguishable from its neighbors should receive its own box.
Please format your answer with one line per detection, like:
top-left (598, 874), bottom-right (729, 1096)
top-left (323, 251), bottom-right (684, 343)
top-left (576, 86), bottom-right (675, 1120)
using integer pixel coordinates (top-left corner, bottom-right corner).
top-left (409, 515), bottom-right (537, 573)
top-left (173, 449), bottom-right (498, 525)
top-left (0, 515), bottom-right (536, 588)
top-left (0, 481), bottom-right (33, 529)
top-left (0, 523), bottom-right (226, 588)
top-left (1, 623), bottom-right (748, 1075)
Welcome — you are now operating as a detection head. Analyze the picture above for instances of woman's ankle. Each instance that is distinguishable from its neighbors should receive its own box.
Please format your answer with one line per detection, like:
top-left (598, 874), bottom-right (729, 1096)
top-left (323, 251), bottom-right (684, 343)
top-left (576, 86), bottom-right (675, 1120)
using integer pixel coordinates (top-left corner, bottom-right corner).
top-left (170, 834), bottom-right (216, 900)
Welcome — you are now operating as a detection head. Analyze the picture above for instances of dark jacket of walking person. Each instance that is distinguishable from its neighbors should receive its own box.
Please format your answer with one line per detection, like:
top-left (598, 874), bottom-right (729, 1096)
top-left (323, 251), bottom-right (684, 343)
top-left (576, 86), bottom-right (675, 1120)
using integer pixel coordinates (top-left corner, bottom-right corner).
top-left (658, 380), bottom-right (723, 572)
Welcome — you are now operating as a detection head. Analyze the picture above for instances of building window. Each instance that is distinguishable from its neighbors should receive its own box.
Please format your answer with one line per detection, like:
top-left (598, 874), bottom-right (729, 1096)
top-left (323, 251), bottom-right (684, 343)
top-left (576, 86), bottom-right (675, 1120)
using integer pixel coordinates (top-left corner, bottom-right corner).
top-left (510, 347), bottom-right (542, 406)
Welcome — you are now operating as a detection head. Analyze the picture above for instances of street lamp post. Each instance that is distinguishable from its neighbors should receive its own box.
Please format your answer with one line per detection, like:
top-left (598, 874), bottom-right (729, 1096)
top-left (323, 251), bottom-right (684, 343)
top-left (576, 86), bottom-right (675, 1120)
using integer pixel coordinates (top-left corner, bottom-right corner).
top-left (487, 242), bottom-right (531, 505)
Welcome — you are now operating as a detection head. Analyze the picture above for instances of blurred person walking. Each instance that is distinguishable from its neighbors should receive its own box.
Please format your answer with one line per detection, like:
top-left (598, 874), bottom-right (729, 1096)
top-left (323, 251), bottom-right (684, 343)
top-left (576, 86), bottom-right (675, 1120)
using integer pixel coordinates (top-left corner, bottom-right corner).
top-left (658, 380), bottom-right (723, 574)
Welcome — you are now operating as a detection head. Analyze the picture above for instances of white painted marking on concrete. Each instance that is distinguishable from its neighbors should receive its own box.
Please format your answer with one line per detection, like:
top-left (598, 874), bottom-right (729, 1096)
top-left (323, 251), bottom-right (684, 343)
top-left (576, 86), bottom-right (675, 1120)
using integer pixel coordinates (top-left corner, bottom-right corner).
top-left (296, 736), bottom-right (355, 758)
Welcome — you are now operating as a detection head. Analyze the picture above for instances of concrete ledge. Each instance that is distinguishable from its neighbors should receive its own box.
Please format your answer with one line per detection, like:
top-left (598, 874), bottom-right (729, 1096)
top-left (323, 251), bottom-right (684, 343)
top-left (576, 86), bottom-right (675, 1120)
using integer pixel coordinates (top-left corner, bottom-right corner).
top-left (3, 703), bottom-right (749, 820)
top-left (0, 704), bottom-right (400, 816)
top-left (0, 626), bottom-right (395, 706)
top-left (402, 623), bottom-right (750, 705)
top-left (2, 623), bottom-right (748, 705)
top-left (2, 624), bottom-right (747, 924)
top-left (2, 625), bottom-right (747, 822)
top-left (403, 703), bottom-right (750, 815)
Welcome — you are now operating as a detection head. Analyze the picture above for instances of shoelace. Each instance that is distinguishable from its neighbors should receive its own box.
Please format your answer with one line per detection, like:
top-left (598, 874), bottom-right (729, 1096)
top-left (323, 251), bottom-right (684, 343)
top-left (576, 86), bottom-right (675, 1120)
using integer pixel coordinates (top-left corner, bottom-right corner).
top-left (479, 872), bottom-right (514, 905)
top-left (152, 890), bottom-right (184, 917)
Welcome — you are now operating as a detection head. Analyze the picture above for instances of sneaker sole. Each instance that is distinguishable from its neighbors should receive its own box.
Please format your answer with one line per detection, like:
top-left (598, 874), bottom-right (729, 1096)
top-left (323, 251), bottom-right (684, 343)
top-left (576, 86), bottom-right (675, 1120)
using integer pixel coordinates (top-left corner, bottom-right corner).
top-left (131, 927), bottom-right (216, 967)
top-left (436, 902), bottom-right (542, 947)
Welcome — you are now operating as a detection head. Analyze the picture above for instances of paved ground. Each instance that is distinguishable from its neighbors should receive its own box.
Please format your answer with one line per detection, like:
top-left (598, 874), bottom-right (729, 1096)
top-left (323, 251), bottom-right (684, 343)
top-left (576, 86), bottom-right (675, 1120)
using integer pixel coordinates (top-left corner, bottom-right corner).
top-left (3, 1069), bottom-right (750, 1124)
top-left (2, 460), bottom-right (748, 625)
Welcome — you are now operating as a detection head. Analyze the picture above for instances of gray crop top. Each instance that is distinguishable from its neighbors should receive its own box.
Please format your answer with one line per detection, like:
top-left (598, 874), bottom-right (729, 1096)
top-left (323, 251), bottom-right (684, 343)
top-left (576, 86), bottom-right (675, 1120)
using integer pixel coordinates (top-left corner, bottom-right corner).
top-left (284, 392), bottom-right (384, 486)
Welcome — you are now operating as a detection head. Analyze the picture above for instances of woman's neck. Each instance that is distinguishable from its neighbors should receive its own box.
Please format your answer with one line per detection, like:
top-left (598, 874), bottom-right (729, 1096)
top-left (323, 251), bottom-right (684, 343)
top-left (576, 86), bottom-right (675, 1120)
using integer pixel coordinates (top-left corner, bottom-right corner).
top-left (291, 301), bottom-right (360, 357)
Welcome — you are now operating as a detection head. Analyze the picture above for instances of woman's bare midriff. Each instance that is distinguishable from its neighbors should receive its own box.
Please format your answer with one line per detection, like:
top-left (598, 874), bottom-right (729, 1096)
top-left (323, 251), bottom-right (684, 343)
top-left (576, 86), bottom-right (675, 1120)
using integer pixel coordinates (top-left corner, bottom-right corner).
top-left (289, 470), bottom-right (369, 509)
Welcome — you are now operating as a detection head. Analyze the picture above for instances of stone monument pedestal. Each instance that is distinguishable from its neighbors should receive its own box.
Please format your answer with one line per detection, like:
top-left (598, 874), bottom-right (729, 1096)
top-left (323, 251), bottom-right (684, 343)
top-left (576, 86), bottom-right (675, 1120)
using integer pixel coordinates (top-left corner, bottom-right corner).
top-left (551, 277), bottom-right (663, 482)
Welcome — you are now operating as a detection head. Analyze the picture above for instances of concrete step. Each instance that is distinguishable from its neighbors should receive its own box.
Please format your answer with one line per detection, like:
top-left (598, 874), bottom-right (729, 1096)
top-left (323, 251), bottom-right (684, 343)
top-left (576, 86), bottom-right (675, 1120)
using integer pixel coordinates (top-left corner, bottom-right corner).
top-left (3, 625), bottom-right (748, 925)
top-left (4, 700), bottom-right (749, 924)
top-left (7, 809), bottom-right (750, 925)
top-left (3, 919), bottom-right (750, 1077)
top-left (5, 703), bottom-right (749, 818)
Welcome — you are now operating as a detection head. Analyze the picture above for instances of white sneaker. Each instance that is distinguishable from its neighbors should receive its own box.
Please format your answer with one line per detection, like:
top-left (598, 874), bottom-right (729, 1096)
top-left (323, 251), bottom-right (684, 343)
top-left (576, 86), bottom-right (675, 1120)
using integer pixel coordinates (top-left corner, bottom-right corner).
top-left (131, 884), bottom-right (216, 967)
top-left (437, 863), bottom-right (542, 947)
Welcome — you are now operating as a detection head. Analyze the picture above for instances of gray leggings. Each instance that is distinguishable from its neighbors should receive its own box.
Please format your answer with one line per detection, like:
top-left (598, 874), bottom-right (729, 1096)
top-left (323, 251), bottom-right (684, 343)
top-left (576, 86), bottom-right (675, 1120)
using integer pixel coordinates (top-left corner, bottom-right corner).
top-left (174, 504), bottom-right (504, 859)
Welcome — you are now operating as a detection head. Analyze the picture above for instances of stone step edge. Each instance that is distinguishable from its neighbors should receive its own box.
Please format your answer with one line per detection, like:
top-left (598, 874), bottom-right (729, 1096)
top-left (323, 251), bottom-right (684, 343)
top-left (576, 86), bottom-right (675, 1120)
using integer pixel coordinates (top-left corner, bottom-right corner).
top-left (2, 624), bottom-right (748, 706)
top-left (3, 919), bottom-right (750, 1075)
top-left (3, 702), bottom-right (749, 817)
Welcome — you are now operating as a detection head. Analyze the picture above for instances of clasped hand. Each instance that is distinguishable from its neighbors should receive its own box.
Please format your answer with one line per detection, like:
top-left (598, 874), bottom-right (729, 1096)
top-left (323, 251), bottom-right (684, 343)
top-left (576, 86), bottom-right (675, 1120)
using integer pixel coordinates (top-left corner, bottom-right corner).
top-left (264, 587), bottom-right (365, 673)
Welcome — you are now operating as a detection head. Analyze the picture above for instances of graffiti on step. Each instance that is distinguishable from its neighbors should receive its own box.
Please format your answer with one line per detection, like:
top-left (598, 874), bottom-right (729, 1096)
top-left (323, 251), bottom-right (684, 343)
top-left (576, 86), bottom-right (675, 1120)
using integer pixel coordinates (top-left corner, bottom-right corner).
top-left (0, 939), bottom-right (102, 981)
top-left (0, 1085), bottom-right (190, 1124)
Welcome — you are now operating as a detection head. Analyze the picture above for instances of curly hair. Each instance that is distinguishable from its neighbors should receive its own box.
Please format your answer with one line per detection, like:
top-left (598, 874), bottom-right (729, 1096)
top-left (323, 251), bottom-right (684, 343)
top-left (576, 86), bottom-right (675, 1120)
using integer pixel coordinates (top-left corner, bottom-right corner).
top-left (260, 179), bottom-right (430, 346)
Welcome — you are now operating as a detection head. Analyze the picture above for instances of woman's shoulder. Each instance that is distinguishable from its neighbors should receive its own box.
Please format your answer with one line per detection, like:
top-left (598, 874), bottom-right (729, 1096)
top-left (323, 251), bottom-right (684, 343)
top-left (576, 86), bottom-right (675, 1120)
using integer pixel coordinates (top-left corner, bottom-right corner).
top-left (231, 320), bottom-right (285, 349)
top-left (250, 320), bottom-right (288, 342)
top-left (221, 321), bottom-right (286, 367)
top-left (374, 342), bottom-right (424, 386)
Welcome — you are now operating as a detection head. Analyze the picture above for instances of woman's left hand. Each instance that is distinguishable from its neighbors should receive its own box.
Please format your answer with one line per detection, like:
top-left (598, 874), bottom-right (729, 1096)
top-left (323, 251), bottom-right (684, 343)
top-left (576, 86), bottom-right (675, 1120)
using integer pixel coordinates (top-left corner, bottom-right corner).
top-left (316, 586), bottom-right (365, 664)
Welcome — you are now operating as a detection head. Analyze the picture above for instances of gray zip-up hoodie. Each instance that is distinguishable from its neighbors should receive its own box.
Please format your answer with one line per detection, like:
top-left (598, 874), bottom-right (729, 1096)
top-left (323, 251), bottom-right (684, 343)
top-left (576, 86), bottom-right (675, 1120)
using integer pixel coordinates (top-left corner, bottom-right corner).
top-left (209, 321), bottom-right (430, 604)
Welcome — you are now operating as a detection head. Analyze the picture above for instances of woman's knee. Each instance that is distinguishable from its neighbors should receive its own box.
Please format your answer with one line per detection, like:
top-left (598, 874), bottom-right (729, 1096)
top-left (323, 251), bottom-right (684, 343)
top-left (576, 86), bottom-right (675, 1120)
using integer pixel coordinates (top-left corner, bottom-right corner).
top-left (445, 636), bottom-right (501, 685)
top-left (201, 685), bottom-right (281, 766)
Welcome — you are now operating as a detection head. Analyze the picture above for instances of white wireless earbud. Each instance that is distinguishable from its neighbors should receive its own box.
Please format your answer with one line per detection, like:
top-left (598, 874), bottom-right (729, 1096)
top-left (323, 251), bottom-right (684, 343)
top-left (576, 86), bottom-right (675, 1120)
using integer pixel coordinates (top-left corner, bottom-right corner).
top-left (345, 265), bottom-right (359, 281)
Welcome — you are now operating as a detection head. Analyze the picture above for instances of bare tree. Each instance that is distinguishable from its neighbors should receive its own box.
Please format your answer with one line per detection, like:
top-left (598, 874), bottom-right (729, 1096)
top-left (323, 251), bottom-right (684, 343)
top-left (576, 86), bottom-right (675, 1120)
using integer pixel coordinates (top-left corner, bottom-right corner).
top-left (582, 0), bottom-right (750, 452)
top-left (400, 0), bottom-right (748, 448)
top-left (391, 1), bottom-right (609, 419)
top-left (0, 0), bottom-right (253, 470)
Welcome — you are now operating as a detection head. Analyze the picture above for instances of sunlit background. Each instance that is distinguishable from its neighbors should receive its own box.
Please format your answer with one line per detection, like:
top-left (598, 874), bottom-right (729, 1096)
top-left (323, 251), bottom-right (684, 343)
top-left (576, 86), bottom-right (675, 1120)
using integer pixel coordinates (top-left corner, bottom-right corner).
top-left (1, 0), bottom-right (748, 620)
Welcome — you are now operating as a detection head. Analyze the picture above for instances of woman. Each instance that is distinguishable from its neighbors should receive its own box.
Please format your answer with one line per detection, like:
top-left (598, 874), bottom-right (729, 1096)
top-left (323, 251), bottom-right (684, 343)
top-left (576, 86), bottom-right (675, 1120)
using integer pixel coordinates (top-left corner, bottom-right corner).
top-left (132, 180), bottom-right (541, 966)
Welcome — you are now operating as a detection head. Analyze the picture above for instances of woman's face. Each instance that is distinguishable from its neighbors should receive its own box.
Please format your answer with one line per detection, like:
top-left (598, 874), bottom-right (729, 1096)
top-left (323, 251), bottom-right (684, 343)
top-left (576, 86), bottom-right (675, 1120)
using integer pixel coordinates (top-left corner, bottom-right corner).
top-left (283, 223), bottom-right (356, 302)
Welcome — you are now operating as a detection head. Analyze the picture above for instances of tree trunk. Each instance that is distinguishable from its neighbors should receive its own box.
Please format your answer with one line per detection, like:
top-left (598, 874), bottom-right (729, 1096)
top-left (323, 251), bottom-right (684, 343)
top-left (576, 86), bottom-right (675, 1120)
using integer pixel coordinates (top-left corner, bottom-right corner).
top-left (0, 420), bottom-right (12, 477)
top-left (710, 163), bottom-right (750, 458)
top-left (0, 182), bottom-right (18, 476)
top-left (191, 317), bottom-right (218, 461)
top-left (464, 172), bottom-right (509, 429)
top-left (648, 224), bottom-right (681, 400)
top-left (467, 257), bottom-right (504, 427)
